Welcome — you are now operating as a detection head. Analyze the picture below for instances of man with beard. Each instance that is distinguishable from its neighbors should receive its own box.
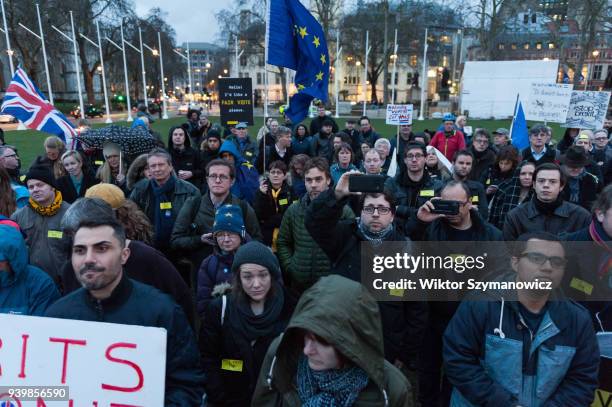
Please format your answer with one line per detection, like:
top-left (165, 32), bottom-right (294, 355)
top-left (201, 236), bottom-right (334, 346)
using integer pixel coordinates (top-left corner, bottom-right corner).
top-left (45, 216), bottom-right (204, 405)
top-left (0, 145), bottom-right (28, 208)
top-left (468, 129), bottom-right (496, 186)
top-left (310, 119), bottom-right (336, 164)
top-left (445, 150), bottom-right (489, 218)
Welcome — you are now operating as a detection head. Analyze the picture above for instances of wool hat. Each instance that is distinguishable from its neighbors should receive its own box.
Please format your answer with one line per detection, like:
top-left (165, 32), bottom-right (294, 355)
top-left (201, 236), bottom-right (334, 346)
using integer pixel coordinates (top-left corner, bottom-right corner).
top-left (207, 129), bottom-right (222, 141)
top-left (231, 241), bottom-right (281, 280)
top-left (25, 166), bottom-right (56, 189)
top-left (562, 145), bottom-right (590, 168)
top-left (85, 183), bottom-right (126, 209)
top-left (213, 204), bottom-right (245, 236)
top-left (493, 128), bottom-right (509, 136)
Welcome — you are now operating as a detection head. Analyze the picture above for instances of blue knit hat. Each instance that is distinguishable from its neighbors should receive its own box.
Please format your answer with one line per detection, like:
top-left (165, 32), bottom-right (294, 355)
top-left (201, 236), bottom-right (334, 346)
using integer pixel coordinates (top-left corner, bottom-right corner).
top-left (213, 204), bottom-right (245, 237)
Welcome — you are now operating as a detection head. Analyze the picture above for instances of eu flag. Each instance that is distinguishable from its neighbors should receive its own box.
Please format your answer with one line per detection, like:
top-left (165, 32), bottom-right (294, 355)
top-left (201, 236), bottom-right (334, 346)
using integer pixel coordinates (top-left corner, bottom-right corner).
top-left (511, 100), bottom-right (529, 151)
top-left (267, 0), bottom-right (329, 124)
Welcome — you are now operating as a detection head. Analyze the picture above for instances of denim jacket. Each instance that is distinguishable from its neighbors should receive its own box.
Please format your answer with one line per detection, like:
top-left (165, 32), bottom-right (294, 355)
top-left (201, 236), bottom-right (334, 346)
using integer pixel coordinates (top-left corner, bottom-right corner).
top-left (444, 294), bottom-right (600, 407)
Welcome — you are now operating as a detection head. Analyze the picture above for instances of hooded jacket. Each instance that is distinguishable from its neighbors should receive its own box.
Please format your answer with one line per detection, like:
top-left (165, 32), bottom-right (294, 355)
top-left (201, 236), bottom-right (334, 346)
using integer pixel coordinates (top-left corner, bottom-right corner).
top-left (167, 131), bottom-right (204, 189)
top-left (126, 153), bottom-right (149, 192)
top-left (226, 134), bottom-right (258, 165)
top-left (251, 275), bottom-right (413, 406)
top-left (0, 225), bottom-right (60, 316)
top-left (219, 140), bottom-right (260, 204)
top-left (443, 272), bottom-right (599, 406)
top-left (429, 130), bottom-right (466, 161)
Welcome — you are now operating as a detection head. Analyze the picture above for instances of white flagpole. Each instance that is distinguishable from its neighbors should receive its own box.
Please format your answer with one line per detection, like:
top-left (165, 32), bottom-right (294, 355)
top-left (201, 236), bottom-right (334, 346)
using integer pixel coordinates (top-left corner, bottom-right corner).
top-left (138, 28), bottom-right (148, 109)
top-left (234, 36), bottom-right (238, 77)
top-left (158, 32), bottom-right (168, 119)
top-left (96, 21), bottom-right (112, 123)
top-left (335, 30), bottom-right (342, 118)
top-left (36, 4), bottom-right (53, 105)
top-left (69, 11), bottom-right (85, 120)
top-left (362, 30), bottom-right (369, 116)
top-left (391, 28), bottom-right (398, 104)
top-left (418, 27), bottom-right (428, 121)
top-left (263, 0), bottom-right (270, 119)
top-left (1, 0), bottom-right (13, 76)
top-left (120, 25), bottom-right (133, 121)
top-left (186, 43), bottom-right (193, 103)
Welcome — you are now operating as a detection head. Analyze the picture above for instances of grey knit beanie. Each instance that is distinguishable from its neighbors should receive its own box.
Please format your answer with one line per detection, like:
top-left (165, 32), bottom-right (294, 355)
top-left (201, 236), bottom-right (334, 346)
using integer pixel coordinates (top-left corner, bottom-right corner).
top-left (231, 241), bottom-right (281, 280)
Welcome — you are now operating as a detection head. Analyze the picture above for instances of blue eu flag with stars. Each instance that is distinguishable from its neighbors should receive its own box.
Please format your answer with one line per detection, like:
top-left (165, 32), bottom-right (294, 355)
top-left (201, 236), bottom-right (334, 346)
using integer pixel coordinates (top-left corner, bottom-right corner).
top-left (267, 0), bottom-right (329, 124)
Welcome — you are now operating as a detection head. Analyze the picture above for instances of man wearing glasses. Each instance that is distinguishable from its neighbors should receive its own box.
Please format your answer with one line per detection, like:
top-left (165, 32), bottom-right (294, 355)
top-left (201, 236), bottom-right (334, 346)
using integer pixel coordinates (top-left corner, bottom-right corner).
top-left (443, 232), bottom-right (599, 406)
top-left (305, 170), bottom-right (427, 381)
top-left (0, 145), bottom-right (28, 208)
top-left (521, 124), bottom-right (558, 166)
top-left (171, 159), bottom-right (262, 271)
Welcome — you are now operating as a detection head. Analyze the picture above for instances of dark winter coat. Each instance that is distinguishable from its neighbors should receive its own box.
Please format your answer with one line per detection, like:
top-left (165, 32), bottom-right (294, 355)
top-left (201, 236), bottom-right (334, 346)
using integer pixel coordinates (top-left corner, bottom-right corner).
top-left (468, 147), bottom-right (496, 186)
top-left (169, 146), bottom-right (204, 188)
top-left (503, 197), bottom-right (591, 241)
top-left (55, 170), bottom-right (99, 204)
top-left (252, 182), bottom-right (293, 247)
top-left (45, 275), bottom-right (205, 406)
top-left (60, 240), bottom-right (195, 327)
top-left (305, 189), bottom-right (427, 366)
top-left (309, 131), bottom-right (335, 164)
top-left (219, 140), bottom-right (260, 204)
top-left (0, 225), bottom-right (60, 316)
top-left (521, 146), bottom-right (558, 166)
top-left (276, 193), bottom-right (354, 294)
top-left (309, 115), bottom-right (338, 136)
top-left (256, 145), bottom-right (294, 174)
top-left (562, 170), bottom-right (601, 210)
top-left (199, 287), bottom-right (294, 406)
top-left (290, 135), bottom-right (312, 156)
top-left (170, 192), bottom-right (262, 268)
top-left (196, 249), bottom-right (235, 316)
top-left (226, 134), bottom-right (258, 165)
top-left (359, 128), bottom-right (381, 147)
top-left (252, 275), bottom-right (414, 406)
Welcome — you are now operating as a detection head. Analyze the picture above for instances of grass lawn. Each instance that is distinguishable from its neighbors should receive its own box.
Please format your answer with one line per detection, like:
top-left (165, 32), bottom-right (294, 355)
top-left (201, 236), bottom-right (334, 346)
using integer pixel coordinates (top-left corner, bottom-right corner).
top-left (4, 115), bottom-right (564, 167)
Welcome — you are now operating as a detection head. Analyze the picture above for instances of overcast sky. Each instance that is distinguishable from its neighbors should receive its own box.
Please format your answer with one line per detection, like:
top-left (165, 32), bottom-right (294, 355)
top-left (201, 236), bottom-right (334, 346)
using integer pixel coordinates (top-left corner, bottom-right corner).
top-left (133, 0), bottom-right (226, 45)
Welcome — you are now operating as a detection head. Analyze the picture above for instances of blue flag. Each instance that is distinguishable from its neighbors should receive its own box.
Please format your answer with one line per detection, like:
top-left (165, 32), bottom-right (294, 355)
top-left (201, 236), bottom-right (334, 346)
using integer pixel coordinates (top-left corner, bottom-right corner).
top-left (511, 101), bottom-right (529, 151)
top-left (267, 0), bottom-right (329, 124)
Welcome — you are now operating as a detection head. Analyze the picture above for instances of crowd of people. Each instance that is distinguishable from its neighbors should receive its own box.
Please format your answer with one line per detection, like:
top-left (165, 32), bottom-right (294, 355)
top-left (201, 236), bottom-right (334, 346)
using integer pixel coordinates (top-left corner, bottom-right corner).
top-left (0, 105), bottom-right (611, 406)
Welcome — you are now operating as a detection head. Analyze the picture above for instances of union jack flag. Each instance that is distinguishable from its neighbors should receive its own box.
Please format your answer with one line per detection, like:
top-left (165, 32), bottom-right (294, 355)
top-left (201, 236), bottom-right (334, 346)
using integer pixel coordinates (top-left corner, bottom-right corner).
top-left (1, 67), bottom-right (76, 147)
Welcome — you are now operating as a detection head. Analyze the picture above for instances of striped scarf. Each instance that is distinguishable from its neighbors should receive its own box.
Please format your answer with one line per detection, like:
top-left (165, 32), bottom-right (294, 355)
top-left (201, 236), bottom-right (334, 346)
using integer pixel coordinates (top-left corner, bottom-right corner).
top-left (29, 190), bottom-right (63, 217)
top-left (589, 220), bottom-right (612, 280)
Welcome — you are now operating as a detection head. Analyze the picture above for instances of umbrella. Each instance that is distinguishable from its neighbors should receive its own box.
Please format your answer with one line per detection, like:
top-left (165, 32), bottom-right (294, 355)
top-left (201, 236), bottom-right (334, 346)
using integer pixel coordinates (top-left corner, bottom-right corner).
top-left (75, 125), bottom-right (158, 156)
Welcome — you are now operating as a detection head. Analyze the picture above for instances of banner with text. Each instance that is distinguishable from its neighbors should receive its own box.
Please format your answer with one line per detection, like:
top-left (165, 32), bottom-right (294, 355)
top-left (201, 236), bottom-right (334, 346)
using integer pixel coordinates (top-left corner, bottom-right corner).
top-left (0, 314), bottom-right (166, 406)
top-left (525, 83), bottom-right (573, 123)
top-left (562, 90), bottom-right (612, 129)
top-left (219, 77), bottom-right (254, 127)
top-left (386, 104), bottom-right (413, 125)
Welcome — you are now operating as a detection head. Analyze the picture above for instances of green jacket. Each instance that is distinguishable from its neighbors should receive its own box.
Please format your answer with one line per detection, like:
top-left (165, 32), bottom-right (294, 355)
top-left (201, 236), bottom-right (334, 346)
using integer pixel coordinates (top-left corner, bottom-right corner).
top-left (252, 275), bottom-right (413, 406)
top-left (276, 194), bottom-right (354, 292)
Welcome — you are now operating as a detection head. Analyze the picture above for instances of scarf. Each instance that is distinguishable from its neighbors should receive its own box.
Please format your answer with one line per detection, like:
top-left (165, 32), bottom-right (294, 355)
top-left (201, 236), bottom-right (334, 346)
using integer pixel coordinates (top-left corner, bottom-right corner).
top-left (29, 190), bottom-right (63, 217)
top-left (568, 170), bottom-right (586, 204)
top-left (533, 195), bottom-right (563, 216)
top-left (297, 355), bottom-right (369, 407)
top-left (589, 220), bottom-right (612, 280)
top-left (357, 218), bottom-right (394, 247)
top-left (228, 281), bottom-right (285, 342)
top-left (151, 176), bottom-right (176, 248)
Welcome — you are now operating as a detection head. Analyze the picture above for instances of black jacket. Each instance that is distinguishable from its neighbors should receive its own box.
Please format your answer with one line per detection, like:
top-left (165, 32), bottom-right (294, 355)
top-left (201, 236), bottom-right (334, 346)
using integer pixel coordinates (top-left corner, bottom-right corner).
top-left (305, 188), bottom-right (427, 365)
top-left (252, 182), bottom-right (293, 247)
top-left (46, 275), bottom-right (204, 406)
top-left (55, 170), bottom-right (99, 203)
top-left (169, 146), bottom-right (204, 188)
top-left (309, 115), bottom-right (338, 136)
top-left (60, 240), bottom-right (195, 327)
top-left (255, 145), bottom-right (293, 174)
top-left (503, 197), bottom-right (591, 241)
top-left (562, 171), bottom-right (601, 210)
top-left (521, 146), bottom-right (558, 166)
top-left (309, 131), bottom-right (334, 163)
top-left (469, 147), bottom-right (496, 186)
top-left (199, 289), bottom-right (294, 406)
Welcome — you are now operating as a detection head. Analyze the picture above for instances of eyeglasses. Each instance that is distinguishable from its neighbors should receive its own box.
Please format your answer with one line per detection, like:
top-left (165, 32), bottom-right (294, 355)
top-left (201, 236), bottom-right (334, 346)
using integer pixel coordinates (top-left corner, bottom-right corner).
top-left (406, 153), bottom-right (424, 160)
top-left (207, 174), bottom-right (230, 181)
top-left (362, 206), bottom-right (392, 215)
top-left (216, 232), bottom-right (239, 239)
top-left (520, 252), bottom-right (567, 269)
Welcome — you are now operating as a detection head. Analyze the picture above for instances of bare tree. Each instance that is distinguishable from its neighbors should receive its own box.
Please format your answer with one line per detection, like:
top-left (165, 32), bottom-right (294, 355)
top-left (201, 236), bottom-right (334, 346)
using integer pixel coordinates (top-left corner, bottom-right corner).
top-left (571, 0), bottom-right (611, 86)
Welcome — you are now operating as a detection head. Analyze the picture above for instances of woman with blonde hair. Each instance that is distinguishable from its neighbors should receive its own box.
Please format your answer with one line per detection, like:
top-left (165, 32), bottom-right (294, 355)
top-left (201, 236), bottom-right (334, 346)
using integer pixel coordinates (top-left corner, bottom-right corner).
top-left (96, 142), bottom-right (127, 191)
top-left (30, 136), bottom-right (66, 179)
top-left (56, 150), bottom-right (98, 203)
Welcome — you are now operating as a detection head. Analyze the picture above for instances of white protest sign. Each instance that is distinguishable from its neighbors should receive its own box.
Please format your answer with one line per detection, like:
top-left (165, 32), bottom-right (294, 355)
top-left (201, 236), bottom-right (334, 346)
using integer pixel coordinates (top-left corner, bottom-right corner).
top-left (525, 83), bottom-right (573, 123)
top-left (0, 313), bottom-right (167, 406)
top-left (563, 90), bottom-right (612, 129)
top-left (386, 104), bottom-right (413, 125)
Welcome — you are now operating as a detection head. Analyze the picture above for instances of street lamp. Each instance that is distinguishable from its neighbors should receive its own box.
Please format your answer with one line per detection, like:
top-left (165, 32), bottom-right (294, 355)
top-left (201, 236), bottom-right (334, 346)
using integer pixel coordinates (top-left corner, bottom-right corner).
top-left (206, 62), bottom-right (211, 68)
top-left (223, 69), bottom-right (228, 75)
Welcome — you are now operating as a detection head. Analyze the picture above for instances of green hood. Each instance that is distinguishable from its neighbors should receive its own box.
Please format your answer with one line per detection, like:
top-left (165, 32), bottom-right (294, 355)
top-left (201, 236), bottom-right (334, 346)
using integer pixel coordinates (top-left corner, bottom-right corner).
top-left (268, 275), bottom-right (387, 397)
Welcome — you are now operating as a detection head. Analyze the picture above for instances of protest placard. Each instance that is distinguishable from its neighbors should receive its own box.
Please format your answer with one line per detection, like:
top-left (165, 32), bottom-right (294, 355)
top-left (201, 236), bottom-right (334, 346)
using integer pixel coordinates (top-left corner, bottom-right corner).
top-left (0, 313), bottom-right (166, 406)
top-left (563, 90), bottom-right (612, 129)
top-left (386, 104), bottom-right (413, 125)
top-left (219, 77), bottom-right (254, 126)
top-left (525, 83), bottom-right (573, 123)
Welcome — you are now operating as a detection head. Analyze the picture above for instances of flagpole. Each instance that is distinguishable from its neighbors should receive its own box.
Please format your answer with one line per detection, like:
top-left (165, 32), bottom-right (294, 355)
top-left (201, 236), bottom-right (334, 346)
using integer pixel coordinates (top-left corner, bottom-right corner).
top-left (362, 30), bottom-right (369, 116)
top-left (96, 21), bottom-right (112, 123)
top-left (158, 32), bottom-right (168, 119)
top-left (187, 43), bottom-right (193, 103)
top-left (36, 4), bottom-right (53, 105)
top-left (69, 11), bottom-right (85, 120)
top-left (1, 0), bottom-right (14, 76)
top-left (391, 28), bottom-right (398, 104)
top-left (264, 0), bottom-right (270, 119)
top-left (418, 27), bottom-right (428, 121)
top-left (120, 24), bottom-right (133, 121)
top-left (508, 93), bottom-right (519, 141)
top-left (335, 29), bottom-right (341, 118)
top-left (138, 28), bottom-right (148, 109)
